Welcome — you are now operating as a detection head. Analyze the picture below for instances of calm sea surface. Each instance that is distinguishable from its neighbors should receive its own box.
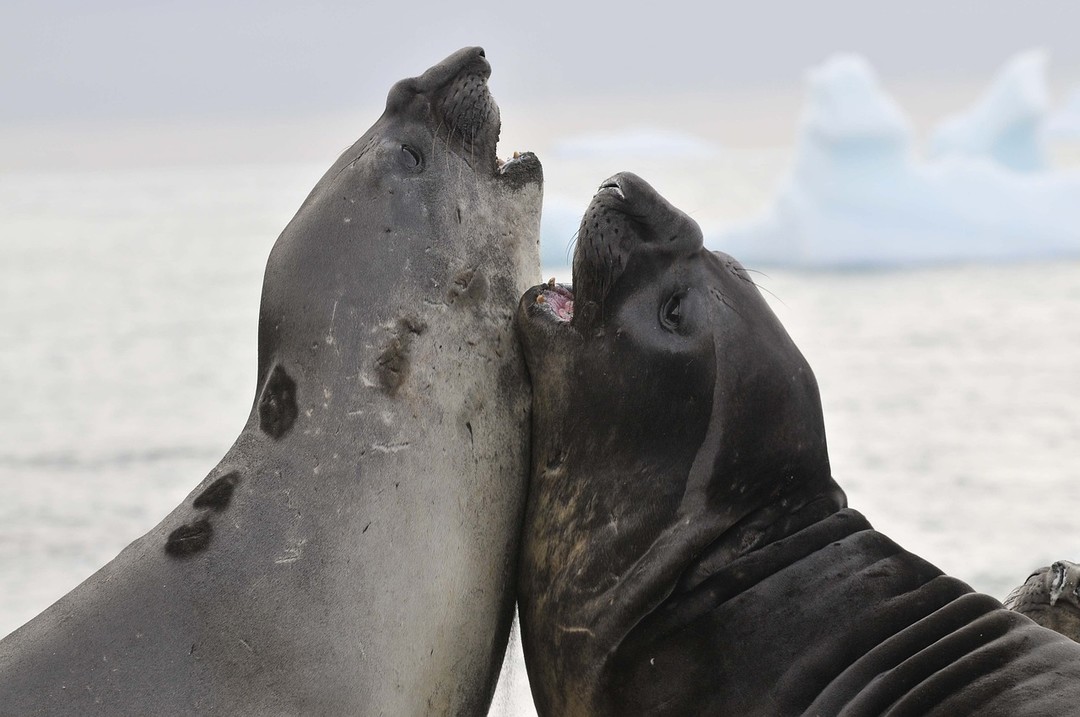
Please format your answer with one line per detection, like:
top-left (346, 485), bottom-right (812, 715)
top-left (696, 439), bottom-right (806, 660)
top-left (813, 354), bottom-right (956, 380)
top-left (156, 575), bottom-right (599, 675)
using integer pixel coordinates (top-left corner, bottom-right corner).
top-left (2, 162), bottom-right (1079, 715)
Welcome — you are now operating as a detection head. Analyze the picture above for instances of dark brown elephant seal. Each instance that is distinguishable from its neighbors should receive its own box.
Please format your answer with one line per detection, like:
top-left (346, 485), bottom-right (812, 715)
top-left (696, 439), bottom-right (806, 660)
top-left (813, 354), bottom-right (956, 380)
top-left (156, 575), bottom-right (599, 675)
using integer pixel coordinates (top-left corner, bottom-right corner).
top-left (1005, 560), bottom-right (1080, 643)
top-left (0, 47), bottom-right (542, 715)
top-left (515, 171), bottom-right (1080, 716)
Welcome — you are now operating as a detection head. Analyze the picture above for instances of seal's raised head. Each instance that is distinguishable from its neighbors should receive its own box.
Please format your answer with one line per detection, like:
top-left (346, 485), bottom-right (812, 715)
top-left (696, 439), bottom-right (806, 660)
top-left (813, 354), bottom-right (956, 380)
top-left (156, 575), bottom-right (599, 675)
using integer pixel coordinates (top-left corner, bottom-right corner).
top-left (260, 46), bottom-right (540, 386)
top-left (516, 172), bottom-right (838, 715)
top-left (520, 172), bottom-right (828, 500)
top-left (383, 46), bottom-right (500, 169)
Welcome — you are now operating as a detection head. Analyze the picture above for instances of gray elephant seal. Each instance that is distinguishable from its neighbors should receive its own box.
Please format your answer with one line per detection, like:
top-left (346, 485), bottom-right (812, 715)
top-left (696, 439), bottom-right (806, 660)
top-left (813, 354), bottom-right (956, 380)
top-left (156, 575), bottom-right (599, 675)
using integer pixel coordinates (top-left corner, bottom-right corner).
top-left (515, 172), bottom-right (1080, 716)
top-left (1005, 560), bottom-right (1080, 642)
top-left (0, 47), bottom-right (542, 715)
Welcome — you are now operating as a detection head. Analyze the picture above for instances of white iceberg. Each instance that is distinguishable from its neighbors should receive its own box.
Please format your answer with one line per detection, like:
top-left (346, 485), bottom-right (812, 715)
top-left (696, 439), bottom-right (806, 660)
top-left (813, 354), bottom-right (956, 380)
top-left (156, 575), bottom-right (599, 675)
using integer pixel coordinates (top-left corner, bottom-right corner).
top-left (1048, 87), bottom-right (1080, 140)
top-left (718, 54), bottom-right (1080, 268)
top-left (928, 50), bottom-right (1049, 172)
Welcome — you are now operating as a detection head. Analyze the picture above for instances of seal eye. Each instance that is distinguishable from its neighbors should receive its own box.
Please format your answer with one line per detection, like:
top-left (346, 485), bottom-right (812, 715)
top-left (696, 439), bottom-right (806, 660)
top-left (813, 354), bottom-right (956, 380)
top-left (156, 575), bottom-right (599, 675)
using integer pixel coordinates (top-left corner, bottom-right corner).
top-left (400, 145), bottom-right (422, 169)
top-left (660, 292), bottom-right (684, 331)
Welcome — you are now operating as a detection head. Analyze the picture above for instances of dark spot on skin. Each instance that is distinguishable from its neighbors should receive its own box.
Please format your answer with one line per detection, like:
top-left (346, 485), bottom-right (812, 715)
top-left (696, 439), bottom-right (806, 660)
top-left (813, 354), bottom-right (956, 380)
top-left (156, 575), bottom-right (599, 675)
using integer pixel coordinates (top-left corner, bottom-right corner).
top-left (400, 316), bottom-right (424, 335)
top-left (259, 365), bottom-right (298, 439)
top-left (376, 343), bottom-right (408, 394)
top-left (452, 269), bottom-right (474, 290)
top-left (165, 519), bottom-right (212, 557)
top-left (446, 268), bottom-right (488, 307)
top-left (466, 421), bottom-right (474, 444)
top-left (363, 522), bottom-right (371, 533)
top-left (193, 471), bottom-right (239, 512)
top-left (376, 317), bottom-right (426, 395)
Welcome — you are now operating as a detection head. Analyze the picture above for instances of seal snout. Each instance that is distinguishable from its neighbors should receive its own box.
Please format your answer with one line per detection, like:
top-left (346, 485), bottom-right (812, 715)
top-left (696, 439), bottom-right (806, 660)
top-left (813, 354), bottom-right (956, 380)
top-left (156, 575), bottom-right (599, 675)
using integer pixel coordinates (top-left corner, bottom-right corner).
top-left (428, 48), bottom-right (500, 164)
top-left (598, 176), bottom-right (626, 201)
top-left (415, 46), bottom-right (491, 90)
top-left (569, 172), bottom-right (655, 313)
top-left (390, 47), bottom-right (541, 183)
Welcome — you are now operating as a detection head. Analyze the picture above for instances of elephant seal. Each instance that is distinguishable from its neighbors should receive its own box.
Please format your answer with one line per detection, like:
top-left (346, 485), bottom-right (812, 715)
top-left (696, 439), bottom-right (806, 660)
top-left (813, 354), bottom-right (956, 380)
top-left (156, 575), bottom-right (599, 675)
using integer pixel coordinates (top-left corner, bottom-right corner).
top-left (515, 172), bottom-right (1080, 716)
top-left (1005, 560), bottom-right (1080, 642)
top-left (0, 47), bottom-right (542, 715)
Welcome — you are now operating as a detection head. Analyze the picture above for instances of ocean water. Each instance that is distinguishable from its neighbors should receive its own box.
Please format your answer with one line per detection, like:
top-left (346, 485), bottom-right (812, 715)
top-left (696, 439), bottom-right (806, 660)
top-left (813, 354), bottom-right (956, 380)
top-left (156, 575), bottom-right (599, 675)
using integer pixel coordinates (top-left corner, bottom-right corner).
top-left (2, 162), bottom-right (1080, 715)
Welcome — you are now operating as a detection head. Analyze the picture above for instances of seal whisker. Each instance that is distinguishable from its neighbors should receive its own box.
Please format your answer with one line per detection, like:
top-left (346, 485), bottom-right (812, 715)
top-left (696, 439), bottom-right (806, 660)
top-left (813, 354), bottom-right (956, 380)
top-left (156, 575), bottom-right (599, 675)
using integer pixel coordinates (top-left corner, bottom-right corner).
top-left (741, 274), bottom-right (786, 308)
top-left (726, 262), bottom-right (787, 308)
top-left (431, 116), bottom-right (445, 169)
top-left (564, 228), bottom-right (580, 264)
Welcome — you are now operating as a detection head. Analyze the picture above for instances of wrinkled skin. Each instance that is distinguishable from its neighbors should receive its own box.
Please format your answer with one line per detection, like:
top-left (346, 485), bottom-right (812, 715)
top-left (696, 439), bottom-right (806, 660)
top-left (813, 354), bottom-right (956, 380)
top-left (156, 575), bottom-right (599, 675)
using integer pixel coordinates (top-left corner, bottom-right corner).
top-left (0, 47), bottom-right (542, 715)
top-left (516, 172), bottom-right (1080, 716)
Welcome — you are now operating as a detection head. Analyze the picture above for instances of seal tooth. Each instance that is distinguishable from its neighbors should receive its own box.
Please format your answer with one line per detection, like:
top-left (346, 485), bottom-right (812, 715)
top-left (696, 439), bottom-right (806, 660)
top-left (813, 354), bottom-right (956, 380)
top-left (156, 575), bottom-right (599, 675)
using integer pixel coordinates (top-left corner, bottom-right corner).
top-left (536, 294), bottom-right (547, 304)
top-left (547, 277), bottom-right (556, 288)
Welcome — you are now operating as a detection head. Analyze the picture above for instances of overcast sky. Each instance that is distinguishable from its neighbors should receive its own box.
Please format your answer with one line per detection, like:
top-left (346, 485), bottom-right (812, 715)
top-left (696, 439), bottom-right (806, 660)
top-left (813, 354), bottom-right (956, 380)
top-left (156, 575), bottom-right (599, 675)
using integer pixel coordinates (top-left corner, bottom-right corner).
top-left (3, 1), bottom-right (1080, 169)
top-left (4, 0), bottom-right (1080, 123)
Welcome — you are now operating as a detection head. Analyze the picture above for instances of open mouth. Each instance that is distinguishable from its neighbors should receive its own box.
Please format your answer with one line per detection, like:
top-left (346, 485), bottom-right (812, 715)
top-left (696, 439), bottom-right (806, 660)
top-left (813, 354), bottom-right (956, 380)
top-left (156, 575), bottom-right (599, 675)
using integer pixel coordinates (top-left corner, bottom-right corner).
top-left (534, 278), bottom-right (575, 323)
top-left (497, 151), bottom-right (531, 174)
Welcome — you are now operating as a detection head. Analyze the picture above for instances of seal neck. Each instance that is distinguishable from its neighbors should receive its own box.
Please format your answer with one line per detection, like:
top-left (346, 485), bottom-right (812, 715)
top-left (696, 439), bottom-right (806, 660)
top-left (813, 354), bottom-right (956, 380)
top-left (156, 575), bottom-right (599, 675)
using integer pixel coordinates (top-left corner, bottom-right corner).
top-left (674, 475), bottom-right (848, 594)
top-left (582, 471), bottom-right (846, 656)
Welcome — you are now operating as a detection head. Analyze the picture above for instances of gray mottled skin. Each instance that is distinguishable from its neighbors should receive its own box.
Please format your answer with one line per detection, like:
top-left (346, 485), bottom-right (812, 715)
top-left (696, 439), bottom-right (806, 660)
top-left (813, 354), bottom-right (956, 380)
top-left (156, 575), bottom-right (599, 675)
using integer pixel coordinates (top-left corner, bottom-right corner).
top-left (515, 172), bottom-right (1080, 716)
top-left (1006, 560), bottom-right (1080, 643)
top-left (0, 47), bottom-right (542, 715)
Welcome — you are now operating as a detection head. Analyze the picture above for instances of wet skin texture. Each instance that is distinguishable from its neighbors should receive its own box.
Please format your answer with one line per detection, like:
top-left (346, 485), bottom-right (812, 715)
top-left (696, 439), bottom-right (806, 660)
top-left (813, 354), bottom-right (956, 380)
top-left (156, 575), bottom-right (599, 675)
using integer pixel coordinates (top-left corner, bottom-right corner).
top-left (0, 47), bottom-right (542, 715)
top-left (516, 172), bottom-right (1080, 716)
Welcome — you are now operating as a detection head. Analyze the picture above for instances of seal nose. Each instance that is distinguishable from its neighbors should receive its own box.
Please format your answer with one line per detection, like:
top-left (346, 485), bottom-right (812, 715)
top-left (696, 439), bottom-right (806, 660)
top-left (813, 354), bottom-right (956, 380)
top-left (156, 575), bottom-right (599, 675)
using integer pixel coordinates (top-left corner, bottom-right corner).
top-left (407, 46), bottom-right (491, 97)
top-left (458, 46), bottom-right (491, 80)
top-left (598, 176), bottom-right (626, 201)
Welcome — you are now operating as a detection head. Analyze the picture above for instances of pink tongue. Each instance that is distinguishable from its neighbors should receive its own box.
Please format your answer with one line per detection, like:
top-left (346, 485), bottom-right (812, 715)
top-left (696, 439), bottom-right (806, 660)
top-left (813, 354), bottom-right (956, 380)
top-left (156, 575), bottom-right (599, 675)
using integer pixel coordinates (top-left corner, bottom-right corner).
top-left (554, 299), bottom-right (573, 321)
top-left (543, 289), bottom-right (574, 320)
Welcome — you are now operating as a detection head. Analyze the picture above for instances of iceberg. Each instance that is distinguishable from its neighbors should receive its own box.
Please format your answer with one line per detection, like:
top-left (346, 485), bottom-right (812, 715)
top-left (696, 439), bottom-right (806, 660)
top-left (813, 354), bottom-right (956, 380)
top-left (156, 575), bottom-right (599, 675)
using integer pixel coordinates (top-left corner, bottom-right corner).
top-left (719, 54), bottom-right (1080, 268)
top-left (928, 50), bottom-right (1049, 172)
top-left (1048, 87), bottom-right (1080, 140)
